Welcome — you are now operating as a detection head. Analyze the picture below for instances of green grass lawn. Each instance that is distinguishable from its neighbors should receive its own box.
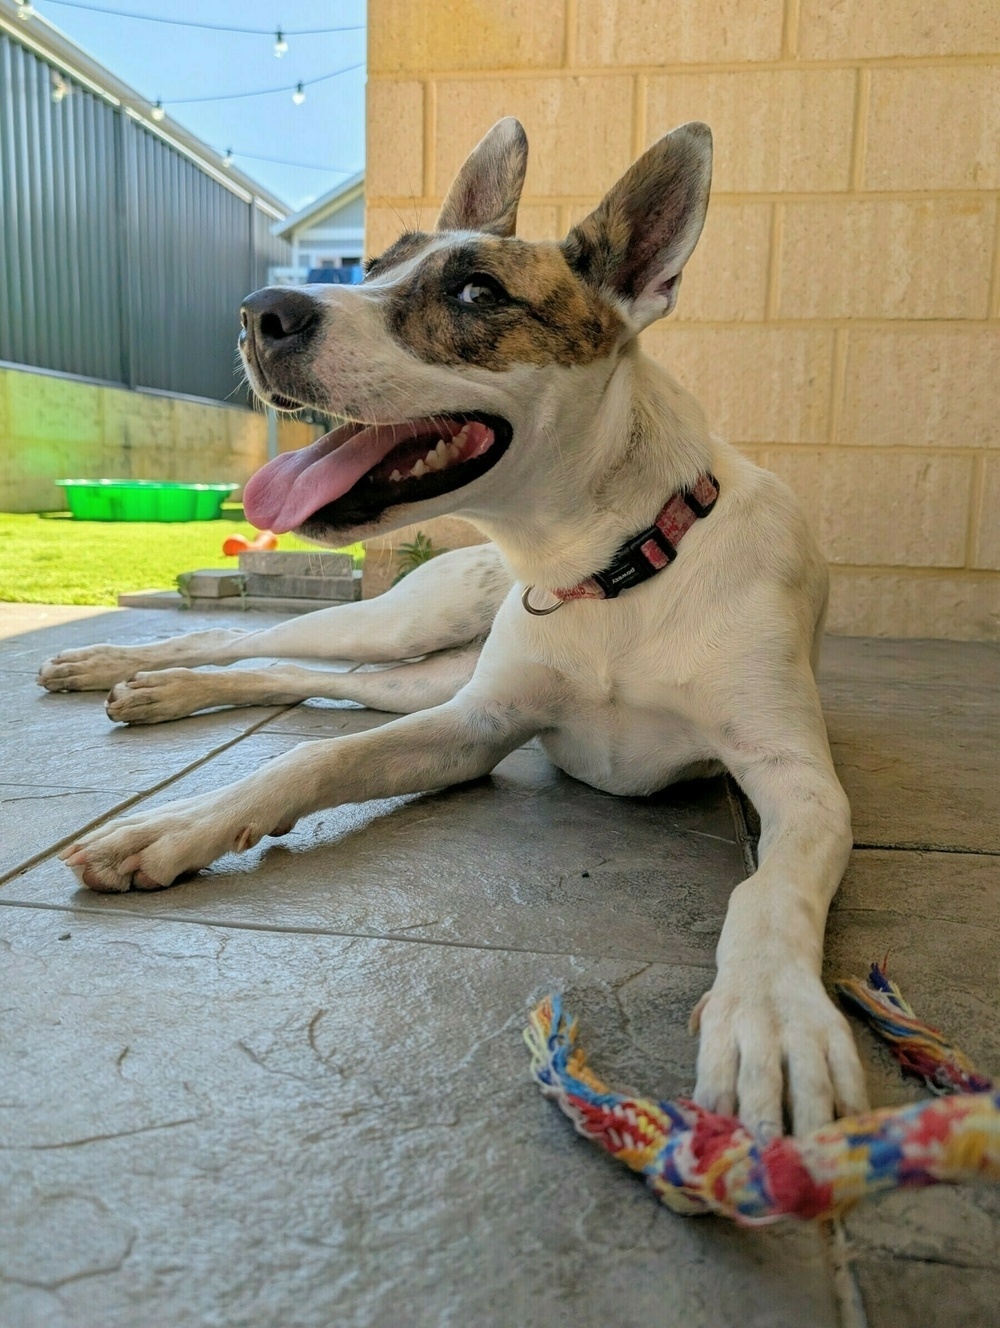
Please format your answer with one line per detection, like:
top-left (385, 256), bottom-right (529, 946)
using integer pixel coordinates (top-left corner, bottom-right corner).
top-left (0, 510), bottom-right (362, 606)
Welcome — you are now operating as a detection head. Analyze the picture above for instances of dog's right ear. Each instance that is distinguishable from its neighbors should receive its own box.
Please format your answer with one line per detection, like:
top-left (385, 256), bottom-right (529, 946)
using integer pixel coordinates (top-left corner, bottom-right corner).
top-left (562, 122), bottom-right (712, 330)
top-left (436, 118), bottom-right (528, 238)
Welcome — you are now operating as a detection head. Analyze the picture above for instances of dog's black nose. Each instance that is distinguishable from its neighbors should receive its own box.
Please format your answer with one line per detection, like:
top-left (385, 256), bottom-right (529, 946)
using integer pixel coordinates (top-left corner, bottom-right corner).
top-left (240, 287), bottom-right (321, 349)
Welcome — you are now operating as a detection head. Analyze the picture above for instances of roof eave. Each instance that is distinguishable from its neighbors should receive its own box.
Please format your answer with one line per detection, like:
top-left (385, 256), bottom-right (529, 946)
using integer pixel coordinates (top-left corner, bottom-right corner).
top-left (270, 171), bottom-right (365, 237)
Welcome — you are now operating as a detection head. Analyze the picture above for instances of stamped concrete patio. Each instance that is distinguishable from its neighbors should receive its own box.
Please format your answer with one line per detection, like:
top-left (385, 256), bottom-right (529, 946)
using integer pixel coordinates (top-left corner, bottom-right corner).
top-left (1, 601), bottom-right (998, 1328)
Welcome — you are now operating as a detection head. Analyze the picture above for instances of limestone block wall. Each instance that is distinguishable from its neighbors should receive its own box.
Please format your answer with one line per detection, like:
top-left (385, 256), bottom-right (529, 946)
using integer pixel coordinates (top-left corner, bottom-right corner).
top-left (0, 365), bottom-right (317, 513)
top-left (366, 0), bottom-right (1000, 640)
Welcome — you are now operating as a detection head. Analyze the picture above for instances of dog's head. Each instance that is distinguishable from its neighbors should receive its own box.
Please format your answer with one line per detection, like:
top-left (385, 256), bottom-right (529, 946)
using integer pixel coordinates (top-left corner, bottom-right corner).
top-left (240, 118), bottom-right (711, 545)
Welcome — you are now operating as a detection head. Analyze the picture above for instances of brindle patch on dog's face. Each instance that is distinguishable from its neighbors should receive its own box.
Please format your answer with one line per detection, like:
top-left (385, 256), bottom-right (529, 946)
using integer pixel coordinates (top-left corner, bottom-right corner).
top-left (363, 230), bottom-right (433, 283)
top-left (365, 232), bottom-right (625, 371)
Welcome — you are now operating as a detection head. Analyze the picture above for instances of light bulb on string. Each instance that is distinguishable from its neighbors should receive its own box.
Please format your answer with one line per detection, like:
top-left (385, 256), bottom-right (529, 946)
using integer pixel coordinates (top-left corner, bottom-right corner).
top-left (274, 28), bottom-right (288, 57)
top-left (51, 74), bottom-right (69, 104)
top-left (16, 1), bottom-right (35, 18)
top-left (292, 82), bottom-right (305, 105)
top-left (223, 148), bottom-right (234, 167)
top-left (151, 100), bottom-right (165, 121)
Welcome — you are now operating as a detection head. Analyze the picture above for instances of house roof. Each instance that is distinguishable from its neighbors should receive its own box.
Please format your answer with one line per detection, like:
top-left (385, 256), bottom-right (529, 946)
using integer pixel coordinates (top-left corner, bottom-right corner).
top-left (0, 0), bottom-right (288, 217)
top-left (270, 171), bottom-right (365, 238)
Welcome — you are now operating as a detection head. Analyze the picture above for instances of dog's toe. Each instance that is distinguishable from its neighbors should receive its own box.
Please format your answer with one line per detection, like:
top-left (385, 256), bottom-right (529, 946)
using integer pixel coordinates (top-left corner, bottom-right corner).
top-left (693, 963), bottom-right (866, 1136)
top-left (59, 794), bottom-right (247, 893)
top-left (105, 670), bottom-right (200, 724)
top-left (38, 646), bottom-right (138, 692)
top-left (105, 678), bottom-right (147, 722)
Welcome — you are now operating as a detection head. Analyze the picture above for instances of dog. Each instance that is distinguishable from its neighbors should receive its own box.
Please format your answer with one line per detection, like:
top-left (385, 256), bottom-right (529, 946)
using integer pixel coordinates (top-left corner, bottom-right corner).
top-left (37, 118), bottom-right (868, 1137)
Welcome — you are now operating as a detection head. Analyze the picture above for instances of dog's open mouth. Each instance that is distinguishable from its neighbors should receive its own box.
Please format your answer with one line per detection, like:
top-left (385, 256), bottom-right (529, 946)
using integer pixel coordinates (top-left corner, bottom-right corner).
top-left (242, 413), bottom-right (512, 535)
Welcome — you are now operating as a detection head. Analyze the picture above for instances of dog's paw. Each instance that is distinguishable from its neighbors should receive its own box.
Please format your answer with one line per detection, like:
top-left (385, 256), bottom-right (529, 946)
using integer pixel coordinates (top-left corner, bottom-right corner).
top-left (59, 795), bottom-right (295, 892)
top-left (38, 645), bottom-right (151, 692)
top-left (691, 962), bottom-right (868, 1137)
top-left (106, 670), bottom-right (204, 725)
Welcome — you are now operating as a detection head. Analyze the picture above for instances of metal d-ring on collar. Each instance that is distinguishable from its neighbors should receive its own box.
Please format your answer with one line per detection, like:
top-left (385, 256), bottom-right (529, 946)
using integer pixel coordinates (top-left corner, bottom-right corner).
top-left (521, 586), bottom-right (564, 615)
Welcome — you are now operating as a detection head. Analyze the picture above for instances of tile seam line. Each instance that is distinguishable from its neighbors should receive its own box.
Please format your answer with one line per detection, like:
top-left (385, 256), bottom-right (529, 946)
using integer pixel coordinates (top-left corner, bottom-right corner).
top-left (827, 1217), bottom-right (871, 1328)
top-left (0, 704), bottom-right (300, 888)
top-left (851, 842), bottom-right (1000, 856)
top-left (0, 898), bottom-right (720, 967)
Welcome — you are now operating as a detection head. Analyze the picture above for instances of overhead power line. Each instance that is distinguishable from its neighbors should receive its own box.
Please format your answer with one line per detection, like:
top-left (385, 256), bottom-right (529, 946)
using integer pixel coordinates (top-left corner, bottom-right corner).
top-left (225, 151), bottom-right (362, 174)
top-left (30, 0), bottom-right (365, 36)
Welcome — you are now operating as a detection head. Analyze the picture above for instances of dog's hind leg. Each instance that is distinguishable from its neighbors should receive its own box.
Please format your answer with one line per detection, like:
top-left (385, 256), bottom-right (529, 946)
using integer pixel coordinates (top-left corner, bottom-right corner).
top-left (37, 626), bottom-right (255, 694)
top-left (38, 543), bottom-right (509, 692)
top-left (220, 542), bottom-right (509, 664)
top-left (105, 645), bottom-right (483, 725)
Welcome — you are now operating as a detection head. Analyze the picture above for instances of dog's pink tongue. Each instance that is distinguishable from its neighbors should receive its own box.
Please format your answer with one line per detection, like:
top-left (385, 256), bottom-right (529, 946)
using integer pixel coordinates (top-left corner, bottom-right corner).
top-left (243, 421), bottom-right (417, 533)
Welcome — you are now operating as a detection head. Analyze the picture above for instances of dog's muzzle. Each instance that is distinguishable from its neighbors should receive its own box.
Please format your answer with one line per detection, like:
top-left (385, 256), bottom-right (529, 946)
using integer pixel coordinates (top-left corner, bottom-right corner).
top-left (240, 286), bottom-right (322, 383)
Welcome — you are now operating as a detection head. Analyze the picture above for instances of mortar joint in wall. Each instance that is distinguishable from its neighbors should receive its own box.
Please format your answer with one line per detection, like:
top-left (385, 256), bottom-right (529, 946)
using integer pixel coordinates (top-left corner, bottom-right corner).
top-left (562, 0), bottom-right (578, 69)
top-left (369, 53), bottom-right (1000, 82)
top-left (781, 0), bottom-right (800, 59)
top-left (849, 67), bottom-right (872, 193)
top-left (765, 201), bottom-right (783, 320)
top-left (965, 451), bottom-right (986, 570)
top-left (631, 72), bottom-right (647, 158)
top-left (423, 77), bottom-right (437, 200)
top-left (827, 327), bottom-right (848, 446)
top-left (989, 196), bottom-right (1000, 320)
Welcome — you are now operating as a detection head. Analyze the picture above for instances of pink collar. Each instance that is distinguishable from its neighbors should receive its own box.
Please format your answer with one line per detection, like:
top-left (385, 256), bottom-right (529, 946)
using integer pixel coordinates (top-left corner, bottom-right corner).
top-left (522, 472), bottom-right (720, 615)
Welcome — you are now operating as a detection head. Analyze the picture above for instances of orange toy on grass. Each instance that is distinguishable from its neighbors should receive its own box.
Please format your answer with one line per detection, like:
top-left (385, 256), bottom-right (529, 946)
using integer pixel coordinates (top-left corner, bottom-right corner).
top-left (222, 531), bottom-right (279, 556)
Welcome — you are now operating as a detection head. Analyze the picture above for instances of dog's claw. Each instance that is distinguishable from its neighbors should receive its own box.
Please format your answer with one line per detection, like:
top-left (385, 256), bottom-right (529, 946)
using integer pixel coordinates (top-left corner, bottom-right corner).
top-left (133, 869), bottom-right (168, 891)
top-left (56, 783), bottom-right (287, 893)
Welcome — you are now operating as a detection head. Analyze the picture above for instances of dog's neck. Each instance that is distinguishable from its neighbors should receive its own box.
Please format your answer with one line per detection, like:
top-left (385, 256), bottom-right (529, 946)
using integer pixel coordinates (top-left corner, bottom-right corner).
top-left (464, 343), bottom-right (715, 591)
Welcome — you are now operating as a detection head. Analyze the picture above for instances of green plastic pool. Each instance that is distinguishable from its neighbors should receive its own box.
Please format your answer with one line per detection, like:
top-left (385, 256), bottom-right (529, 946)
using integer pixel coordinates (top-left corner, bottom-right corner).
top-left (57, 480), bottom-right (239, 522)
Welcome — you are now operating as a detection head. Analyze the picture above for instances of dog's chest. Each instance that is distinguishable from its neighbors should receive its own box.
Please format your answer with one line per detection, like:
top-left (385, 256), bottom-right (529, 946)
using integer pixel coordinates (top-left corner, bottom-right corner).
top-left (541, 699), bottom-right (714, 796)
top-left (535, 627), bottom-right (714, 795)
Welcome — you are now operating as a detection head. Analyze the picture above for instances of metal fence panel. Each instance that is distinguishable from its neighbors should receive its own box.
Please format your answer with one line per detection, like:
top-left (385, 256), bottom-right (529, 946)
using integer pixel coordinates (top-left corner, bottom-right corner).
top-left (0, 29), bottom-right (122, 381)
top-left (126, 120), bottom-right (253, 402)
top-left (252, 201), bottom-right (290, 292)
top-left (0, 26), bottom-right (289, 402)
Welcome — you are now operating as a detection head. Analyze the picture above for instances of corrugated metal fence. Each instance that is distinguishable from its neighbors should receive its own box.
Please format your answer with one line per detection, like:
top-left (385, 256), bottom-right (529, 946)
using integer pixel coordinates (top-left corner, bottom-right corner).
top-left (0, 26), bottom-right (289, 403)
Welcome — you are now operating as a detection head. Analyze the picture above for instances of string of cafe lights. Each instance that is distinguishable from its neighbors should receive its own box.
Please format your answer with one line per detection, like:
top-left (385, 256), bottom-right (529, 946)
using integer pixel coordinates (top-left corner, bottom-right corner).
top-left (14, 0), bottom-right (363, 42)
top-left (149, 61), bottom-right (364, 117)
top-left (16, 0), bottom-right (364, 108)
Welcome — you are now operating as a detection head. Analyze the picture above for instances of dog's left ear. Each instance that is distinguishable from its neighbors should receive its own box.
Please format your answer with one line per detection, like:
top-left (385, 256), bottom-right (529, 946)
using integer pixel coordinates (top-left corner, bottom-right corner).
top-left (436, 117), bottom-right (529, 238)
top-left (562, 122), bottom-right (712, 329)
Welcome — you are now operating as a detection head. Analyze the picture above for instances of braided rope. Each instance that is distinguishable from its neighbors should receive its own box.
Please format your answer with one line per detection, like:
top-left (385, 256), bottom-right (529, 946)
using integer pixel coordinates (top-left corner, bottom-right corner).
top-left (525, 966), bottom-right (1000, 1225)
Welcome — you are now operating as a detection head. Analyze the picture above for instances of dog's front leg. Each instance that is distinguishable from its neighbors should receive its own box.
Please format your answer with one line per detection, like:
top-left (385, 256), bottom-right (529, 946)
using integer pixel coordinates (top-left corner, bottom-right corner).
top-left (62, 690), bottom-right (541, 892)
top-left (692, 696), bottom-right (868, 1136)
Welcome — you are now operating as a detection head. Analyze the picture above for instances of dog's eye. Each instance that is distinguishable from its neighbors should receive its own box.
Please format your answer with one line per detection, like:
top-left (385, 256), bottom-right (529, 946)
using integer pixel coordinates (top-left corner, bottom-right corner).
top-left (452, 274), bottom-right (507, 306)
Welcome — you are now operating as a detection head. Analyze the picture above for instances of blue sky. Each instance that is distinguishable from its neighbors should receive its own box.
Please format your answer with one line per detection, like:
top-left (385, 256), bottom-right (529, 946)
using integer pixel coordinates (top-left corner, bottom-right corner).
top-left (30, 0), bottom-right (366, 210)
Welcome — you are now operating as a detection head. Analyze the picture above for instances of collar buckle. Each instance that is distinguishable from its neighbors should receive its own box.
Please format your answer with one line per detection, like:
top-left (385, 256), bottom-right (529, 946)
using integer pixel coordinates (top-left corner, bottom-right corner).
top-left (591, 524), bottom-right (677, 599)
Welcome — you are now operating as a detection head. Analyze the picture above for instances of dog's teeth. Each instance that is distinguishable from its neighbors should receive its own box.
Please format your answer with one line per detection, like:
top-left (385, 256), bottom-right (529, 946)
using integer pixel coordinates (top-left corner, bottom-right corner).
top-left (447, 443), bottom-right (462, 461)
top-left (389, 469), bottom-right (402, 482)
top-left (435, 440), bottom-right (449, 463)
top-left (453, 424), bottom-right (470, 448)
top-left (424, 449), bottom-right (444, 471)
top-left (411, 459), bottom-right (428, 478)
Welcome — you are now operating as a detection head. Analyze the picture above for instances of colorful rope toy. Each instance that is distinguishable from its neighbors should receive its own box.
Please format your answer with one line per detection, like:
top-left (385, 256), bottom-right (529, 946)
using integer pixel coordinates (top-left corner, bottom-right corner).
top-left (524, 963), bottom-right (1000, 1225)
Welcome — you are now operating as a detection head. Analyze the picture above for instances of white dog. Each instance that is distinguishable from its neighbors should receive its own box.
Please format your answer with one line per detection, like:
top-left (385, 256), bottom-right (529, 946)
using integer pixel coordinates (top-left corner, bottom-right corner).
top-left (38, 118), bottom-right (867, 1136)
